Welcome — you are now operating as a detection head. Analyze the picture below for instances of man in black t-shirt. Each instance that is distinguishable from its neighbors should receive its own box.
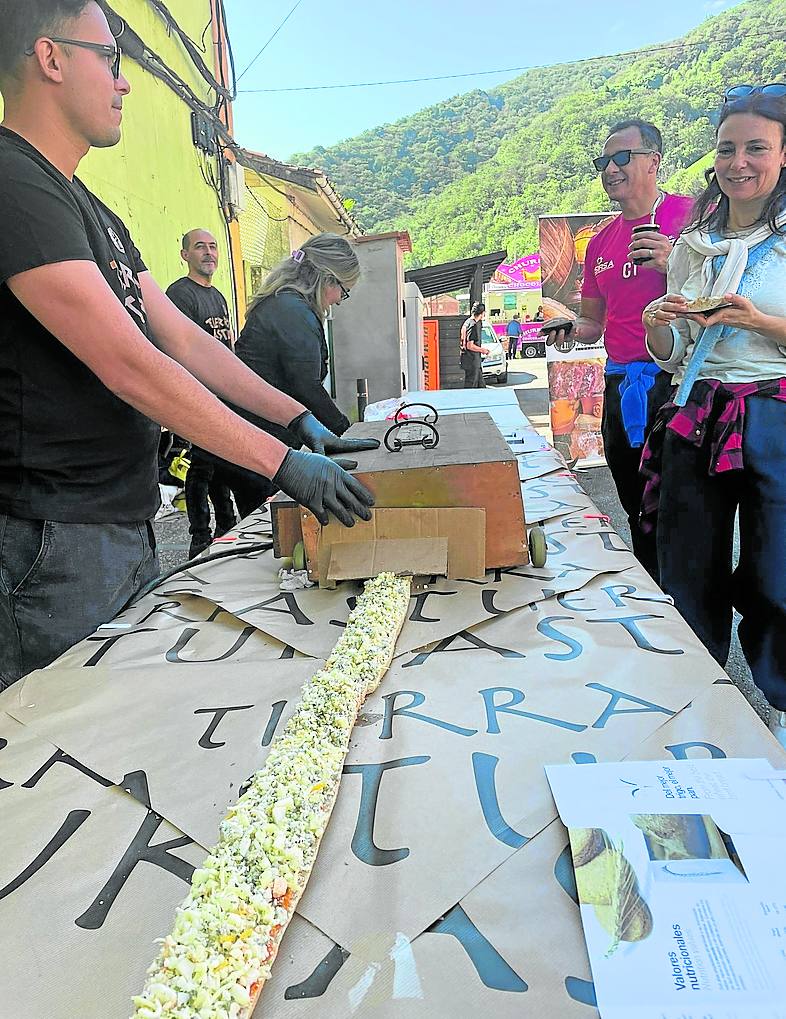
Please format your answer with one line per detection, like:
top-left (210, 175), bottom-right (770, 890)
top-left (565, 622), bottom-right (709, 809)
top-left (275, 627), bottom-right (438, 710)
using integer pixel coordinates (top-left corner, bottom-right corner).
top-left (460, 303), bottom-right (489, 388)
top-left (166, 230), bottom-right (234, 348)
top-left (0, 0), bottom-right (377, 688)
top-left (167, 229), bottom-right (237, 556)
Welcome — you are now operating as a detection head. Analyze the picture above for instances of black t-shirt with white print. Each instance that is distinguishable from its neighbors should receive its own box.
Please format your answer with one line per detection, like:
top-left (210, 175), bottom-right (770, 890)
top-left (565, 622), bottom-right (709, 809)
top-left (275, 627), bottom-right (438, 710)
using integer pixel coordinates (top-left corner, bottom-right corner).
top-left (0, 127), bottom-right (160, 523)
top-left (166, 276), bottom-right (233, 347)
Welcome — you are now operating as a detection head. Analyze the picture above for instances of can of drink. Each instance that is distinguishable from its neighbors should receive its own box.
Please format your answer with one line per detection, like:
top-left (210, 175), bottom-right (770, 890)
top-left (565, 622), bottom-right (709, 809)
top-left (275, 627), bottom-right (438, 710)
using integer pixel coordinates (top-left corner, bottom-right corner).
top-left (631, 222), bottom-right (661, 265)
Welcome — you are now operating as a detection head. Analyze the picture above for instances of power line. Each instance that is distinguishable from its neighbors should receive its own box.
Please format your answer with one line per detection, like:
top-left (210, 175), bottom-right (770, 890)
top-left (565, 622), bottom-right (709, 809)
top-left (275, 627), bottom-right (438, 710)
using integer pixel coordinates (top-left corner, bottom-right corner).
top-left (237, 30), bottom-right (786, 93)
top-left (235, 0), bottom-right (306, 84)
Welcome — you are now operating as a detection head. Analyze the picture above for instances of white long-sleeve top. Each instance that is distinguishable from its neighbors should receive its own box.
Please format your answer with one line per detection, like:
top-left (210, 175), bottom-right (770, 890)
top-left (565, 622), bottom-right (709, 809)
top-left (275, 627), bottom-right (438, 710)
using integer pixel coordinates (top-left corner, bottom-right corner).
top-left (647, 231), bottom-right (786, 385)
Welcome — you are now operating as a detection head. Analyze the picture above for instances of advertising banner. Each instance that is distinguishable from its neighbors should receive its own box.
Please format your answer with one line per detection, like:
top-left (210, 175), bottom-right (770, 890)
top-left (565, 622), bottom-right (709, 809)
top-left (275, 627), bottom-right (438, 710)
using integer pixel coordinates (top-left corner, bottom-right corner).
top-left (490, 253), bottom-right (542, 291)
top-left (485, 253), bottom-right (545, 353)
top-left (538, 213), bottom-right (615, 466)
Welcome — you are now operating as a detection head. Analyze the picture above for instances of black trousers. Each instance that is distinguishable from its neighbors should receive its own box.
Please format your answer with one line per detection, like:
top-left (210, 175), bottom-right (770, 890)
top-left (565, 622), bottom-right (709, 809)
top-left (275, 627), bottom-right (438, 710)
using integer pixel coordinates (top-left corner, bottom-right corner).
top-left (601, 370), bottom-right (673, 582)
top-left (462, 352), bottom-right (485, 389)
top-left (190, 450), bottom-right (276, 523)
top-left (184, 453), bottom-right (238, 547)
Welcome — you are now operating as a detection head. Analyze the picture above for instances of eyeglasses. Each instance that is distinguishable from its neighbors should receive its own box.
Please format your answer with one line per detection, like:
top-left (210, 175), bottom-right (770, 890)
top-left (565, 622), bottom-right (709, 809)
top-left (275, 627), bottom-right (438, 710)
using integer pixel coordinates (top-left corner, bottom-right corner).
top-left (724, 83), bottom-right (786, 102)
top-left (592, 149), bottom-right (657, 173)
top-left (25, 37), bottom-right (122, 80)
top-left (337, 281), bottom-right (351, 302)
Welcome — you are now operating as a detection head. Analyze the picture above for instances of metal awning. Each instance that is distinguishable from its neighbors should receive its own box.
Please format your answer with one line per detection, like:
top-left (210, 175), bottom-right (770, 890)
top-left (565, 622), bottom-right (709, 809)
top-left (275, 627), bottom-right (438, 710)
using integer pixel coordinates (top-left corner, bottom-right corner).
top-left (405, 250), bottom-right (507, 304)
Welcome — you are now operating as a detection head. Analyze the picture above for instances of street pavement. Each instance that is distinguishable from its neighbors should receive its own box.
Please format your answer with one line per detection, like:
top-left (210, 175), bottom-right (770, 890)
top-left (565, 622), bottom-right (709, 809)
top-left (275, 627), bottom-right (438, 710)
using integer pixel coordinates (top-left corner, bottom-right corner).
top-left (152, 356), bottom-right (764, 718)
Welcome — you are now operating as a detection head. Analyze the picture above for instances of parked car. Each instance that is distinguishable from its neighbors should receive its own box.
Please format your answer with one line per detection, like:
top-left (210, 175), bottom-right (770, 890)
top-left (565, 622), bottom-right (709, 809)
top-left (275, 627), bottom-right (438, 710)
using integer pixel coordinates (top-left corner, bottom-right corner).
top-left (519, 337), bottom-right (546, 358)
top-left (480, 325), bottom-right (507, 385)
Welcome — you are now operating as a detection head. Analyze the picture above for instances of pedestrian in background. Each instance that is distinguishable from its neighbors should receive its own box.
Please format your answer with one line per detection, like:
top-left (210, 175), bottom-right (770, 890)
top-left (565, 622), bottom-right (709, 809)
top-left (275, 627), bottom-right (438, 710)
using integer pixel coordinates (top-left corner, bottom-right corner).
top-left (460, 302), bottom-right (489, 388)
top-left (506, 312), bottom-right (522, 359)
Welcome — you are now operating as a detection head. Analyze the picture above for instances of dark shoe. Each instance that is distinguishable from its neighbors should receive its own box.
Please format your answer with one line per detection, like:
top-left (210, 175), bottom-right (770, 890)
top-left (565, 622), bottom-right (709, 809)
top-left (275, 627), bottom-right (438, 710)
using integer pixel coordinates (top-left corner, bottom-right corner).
top-left (189, 534), bottom-right (211, 559)
top-left (214, 517), bottom-right (237, 538)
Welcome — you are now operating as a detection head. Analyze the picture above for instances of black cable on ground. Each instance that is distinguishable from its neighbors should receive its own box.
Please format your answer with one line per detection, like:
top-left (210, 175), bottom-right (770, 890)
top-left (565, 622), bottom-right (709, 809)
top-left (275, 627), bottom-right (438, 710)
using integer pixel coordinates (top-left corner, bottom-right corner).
top-left (126, 541), bottom-right (274, 609)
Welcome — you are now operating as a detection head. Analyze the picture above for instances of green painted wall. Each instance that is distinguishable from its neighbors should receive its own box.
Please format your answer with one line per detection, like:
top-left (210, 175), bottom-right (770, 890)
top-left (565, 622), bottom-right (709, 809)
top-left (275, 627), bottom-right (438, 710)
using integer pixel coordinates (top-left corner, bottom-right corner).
top-left (1, 0), bottom-right (235, 314)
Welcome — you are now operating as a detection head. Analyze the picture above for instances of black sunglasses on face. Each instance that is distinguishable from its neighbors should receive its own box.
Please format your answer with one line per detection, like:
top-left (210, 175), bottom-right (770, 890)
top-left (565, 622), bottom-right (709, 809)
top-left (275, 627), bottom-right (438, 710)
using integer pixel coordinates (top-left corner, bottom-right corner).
top-left (592, 148), bottom-right (657, 173)
top-left (724, 83), bottom-right (786, 102)
top-left (25, 37), bottom-right (122, 80)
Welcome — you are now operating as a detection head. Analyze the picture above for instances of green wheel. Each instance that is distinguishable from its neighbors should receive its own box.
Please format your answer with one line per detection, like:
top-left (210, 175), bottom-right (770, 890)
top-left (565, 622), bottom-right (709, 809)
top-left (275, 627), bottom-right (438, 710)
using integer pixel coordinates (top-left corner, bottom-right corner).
top-left (293, 541), bottom-right (306, 572)
top-left (528, 525), bottom-right (548, 568)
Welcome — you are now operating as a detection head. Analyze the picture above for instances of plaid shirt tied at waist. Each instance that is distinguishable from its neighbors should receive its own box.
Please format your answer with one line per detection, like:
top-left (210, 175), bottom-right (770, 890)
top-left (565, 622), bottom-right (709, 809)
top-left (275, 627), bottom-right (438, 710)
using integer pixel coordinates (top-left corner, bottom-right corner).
top-left (639, 377), bottom-right (786, 534)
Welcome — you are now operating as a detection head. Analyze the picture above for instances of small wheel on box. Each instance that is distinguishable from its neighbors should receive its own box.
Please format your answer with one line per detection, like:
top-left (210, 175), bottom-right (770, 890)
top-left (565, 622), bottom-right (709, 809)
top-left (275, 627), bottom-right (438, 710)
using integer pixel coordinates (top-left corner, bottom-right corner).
top-left (528, 525), bottom-right (548, 568)
top-left (293, 540), bottom-right (306, 572)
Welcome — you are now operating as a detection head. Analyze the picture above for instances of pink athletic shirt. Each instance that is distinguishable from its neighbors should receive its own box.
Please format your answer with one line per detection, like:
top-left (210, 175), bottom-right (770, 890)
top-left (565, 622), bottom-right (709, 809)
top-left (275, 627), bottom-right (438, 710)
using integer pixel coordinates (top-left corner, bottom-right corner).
top-left (582, 193), bottom-right (694, 364)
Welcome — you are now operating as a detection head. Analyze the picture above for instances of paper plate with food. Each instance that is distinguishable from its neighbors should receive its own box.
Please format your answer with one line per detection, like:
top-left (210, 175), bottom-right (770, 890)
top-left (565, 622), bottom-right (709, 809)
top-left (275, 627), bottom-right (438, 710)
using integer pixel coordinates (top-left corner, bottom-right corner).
top-left (683, 295), bottom-right (735, 317)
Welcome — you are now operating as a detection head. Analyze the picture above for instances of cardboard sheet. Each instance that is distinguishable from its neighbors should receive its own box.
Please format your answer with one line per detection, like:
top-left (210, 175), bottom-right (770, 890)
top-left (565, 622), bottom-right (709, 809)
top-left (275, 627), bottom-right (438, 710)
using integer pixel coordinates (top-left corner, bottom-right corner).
top-left (304, 508), bottom-right (486, 582)
top-left (7, 660), bottom-right (320, 848)
top-left (161, 529), bottom-right (637, 663)
top-left (327, 537), bottom-right (449, 581)
top-left (0, 713), bottom-right (205, 1019)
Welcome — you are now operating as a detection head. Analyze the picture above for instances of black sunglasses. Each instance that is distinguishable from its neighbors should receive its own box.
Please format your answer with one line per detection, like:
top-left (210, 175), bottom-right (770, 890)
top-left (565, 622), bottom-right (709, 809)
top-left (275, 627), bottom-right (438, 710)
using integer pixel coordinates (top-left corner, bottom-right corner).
top-left (592, 148), bottom-right (657, 173)
top-left (25, 37), bottom-right (122, 80)
top-left (724, 83), bottom-right (786, 102)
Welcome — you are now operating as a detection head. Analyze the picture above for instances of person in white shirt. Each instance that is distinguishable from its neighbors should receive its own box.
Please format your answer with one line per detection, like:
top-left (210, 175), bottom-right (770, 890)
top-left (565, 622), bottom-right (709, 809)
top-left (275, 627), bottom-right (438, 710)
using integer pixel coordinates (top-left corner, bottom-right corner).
top-left (642, 92), bottom-right (786, 745)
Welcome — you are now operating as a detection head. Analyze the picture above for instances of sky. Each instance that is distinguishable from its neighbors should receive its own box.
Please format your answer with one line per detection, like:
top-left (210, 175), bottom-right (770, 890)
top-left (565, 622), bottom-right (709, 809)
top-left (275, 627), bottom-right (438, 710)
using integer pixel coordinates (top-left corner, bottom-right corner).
top-left (225, 0), bottom-right (744, 162)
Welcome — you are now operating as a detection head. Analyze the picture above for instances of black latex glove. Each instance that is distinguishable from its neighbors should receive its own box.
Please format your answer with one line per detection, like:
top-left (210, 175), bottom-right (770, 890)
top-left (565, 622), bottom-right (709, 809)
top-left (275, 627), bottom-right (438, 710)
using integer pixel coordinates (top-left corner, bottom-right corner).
top-left (288, 410), bottom-right (381, 459)
top-left (273, 449), bottom-right (375, 527)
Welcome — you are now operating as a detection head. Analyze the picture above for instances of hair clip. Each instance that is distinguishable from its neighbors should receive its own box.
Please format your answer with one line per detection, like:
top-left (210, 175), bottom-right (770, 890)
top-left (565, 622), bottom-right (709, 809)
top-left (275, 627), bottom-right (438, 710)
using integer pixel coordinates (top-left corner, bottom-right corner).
top-left (291, 249), bottom-right (305, 264)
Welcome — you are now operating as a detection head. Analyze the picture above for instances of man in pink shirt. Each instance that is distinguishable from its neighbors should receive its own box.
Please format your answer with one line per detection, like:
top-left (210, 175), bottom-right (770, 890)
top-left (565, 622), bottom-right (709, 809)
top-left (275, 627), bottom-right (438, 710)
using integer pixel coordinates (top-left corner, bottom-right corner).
top-left (548, 119), bottom-right (693, 580)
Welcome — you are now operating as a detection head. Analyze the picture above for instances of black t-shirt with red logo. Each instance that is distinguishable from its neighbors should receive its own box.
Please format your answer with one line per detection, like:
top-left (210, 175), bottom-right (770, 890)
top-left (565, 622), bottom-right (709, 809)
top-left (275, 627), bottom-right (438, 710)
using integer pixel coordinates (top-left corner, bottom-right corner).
top-left (0, 127), bottom-right (160, 523)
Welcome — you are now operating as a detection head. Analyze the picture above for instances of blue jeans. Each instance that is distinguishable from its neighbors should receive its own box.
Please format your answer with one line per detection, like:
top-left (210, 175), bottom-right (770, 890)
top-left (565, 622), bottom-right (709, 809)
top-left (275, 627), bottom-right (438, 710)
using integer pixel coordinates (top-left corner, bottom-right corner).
top-left (0, 516), bottom-right (159, 688)
top-left (656, 395), bottom-right (786, 708)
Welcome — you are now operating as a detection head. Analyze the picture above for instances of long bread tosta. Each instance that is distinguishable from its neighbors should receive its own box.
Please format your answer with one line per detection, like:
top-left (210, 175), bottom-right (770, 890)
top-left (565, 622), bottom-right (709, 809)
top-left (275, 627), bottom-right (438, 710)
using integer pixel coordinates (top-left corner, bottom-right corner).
top-left (132, 572), bottom-right (411, 1019)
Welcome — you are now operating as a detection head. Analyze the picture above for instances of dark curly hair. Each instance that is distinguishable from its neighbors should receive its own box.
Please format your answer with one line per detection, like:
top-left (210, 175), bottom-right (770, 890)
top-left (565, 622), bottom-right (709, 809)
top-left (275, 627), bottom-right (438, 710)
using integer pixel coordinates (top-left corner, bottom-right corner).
top-left (687, 94), bottom-right (786, 236)
top-left (0, 0), bottom-right (93, 83)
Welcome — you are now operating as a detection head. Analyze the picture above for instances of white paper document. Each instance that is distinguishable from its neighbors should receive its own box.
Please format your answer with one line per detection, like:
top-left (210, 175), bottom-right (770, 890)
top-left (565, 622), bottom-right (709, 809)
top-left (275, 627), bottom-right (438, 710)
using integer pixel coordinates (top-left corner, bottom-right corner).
top-left (545, 758), bottom-right (786, 1019)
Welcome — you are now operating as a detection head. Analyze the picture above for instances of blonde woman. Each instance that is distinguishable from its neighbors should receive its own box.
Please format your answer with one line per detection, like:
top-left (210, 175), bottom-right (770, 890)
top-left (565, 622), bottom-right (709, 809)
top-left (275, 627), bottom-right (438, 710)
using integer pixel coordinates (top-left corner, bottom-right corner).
top-left (220, 234), bottom-right (378, 516)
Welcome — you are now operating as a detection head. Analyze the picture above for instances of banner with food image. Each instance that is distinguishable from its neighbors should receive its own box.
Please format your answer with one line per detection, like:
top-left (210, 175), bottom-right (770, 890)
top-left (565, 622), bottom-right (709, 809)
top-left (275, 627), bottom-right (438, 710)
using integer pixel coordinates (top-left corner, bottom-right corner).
top-left (546, 758), bottom-right (786, 1019)
top-left (538, 213), bottom-right (615, 466)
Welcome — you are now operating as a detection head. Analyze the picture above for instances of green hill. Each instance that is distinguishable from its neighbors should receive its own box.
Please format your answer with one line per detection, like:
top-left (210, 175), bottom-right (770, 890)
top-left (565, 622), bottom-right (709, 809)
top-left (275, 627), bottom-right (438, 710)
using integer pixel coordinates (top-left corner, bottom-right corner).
top-left (294, 0), bottom-right (786, 266)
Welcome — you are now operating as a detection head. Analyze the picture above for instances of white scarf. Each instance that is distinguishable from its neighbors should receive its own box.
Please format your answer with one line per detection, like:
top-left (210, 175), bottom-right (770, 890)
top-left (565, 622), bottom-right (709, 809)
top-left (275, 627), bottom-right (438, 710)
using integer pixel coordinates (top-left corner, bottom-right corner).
top-left (680, 208), bottom-right (786, 297)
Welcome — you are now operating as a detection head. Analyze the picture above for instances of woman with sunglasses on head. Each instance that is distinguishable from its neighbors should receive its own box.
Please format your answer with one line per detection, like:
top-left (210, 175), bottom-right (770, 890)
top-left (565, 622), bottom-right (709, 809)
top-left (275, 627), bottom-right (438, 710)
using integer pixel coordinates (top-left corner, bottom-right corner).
top-left (211, 233), bottom-right (375, 516)
top-left (641, 93), bottom-right (786, 744)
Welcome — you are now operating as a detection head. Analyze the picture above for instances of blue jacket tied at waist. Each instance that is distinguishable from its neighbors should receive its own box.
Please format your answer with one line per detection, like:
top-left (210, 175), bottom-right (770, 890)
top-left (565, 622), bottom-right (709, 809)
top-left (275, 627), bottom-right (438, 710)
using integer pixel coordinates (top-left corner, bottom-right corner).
top-left (605, 360), bottom-right (661, 447)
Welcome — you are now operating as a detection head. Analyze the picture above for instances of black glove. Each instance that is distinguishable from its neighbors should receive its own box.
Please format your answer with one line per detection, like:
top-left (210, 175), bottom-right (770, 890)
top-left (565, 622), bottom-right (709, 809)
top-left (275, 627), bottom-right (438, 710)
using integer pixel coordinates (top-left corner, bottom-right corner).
top-left (288, 410), bottom-right (380, 459)
top-left (273, 449), bottom-right (374, 527)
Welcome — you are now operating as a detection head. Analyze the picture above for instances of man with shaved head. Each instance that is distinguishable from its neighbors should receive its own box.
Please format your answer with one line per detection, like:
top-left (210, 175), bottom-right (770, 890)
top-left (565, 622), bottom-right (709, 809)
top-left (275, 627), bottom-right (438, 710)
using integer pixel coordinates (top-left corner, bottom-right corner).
top-left (167, 229), bottom-right (236, 556)
top-left (0, 0), bottom-right (377, 686)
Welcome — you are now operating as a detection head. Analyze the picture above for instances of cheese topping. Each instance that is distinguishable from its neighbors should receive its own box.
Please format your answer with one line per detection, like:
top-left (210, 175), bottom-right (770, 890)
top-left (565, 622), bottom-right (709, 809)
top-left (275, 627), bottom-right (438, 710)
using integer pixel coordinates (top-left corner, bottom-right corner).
top-left (132, 572), bottom-right (411, 1019)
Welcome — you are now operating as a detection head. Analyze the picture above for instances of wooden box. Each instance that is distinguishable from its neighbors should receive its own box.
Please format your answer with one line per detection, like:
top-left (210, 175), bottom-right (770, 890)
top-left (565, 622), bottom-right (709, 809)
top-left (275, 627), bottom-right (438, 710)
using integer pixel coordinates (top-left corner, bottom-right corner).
top-left (271, 412), bottom-right (528, 582)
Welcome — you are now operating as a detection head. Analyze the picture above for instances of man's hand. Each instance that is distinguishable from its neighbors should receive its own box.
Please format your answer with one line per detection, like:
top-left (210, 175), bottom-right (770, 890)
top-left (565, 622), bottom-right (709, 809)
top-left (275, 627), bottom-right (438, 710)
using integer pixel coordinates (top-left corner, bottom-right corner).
top-left (628, 230), bottom-right (673, 274)
top-left (480, 346), bottom-right (490, 355)
top-left (288, 410), bottom-right (381, 460)
top-left (543, 320), bottom-right (583, 351)
top-left (273, 449), bottom-right (375, 527)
